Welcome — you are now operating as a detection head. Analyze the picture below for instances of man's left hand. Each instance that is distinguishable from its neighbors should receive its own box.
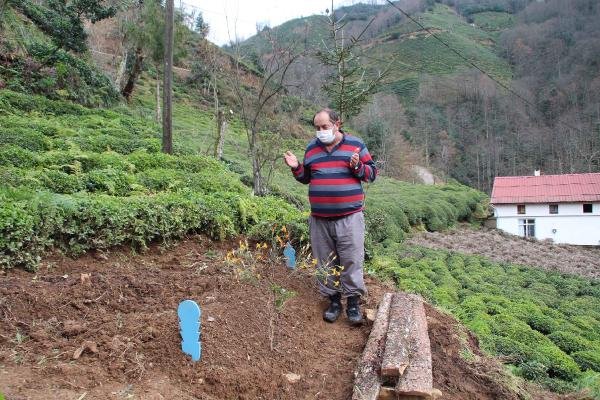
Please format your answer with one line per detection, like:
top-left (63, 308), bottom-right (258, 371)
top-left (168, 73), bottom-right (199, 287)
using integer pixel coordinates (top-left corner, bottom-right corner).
top-left (349, 148), bottom-right (360, 168)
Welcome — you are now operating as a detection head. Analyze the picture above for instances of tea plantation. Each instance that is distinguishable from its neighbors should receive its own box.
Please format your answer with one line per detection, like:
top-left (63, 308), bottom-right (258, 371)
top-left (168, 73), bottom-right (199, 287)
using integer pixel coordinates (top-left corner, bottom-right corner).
top-left (369, 243), bottom-right (600, 395)
top-left (0, 89), bottom-right (486, 272)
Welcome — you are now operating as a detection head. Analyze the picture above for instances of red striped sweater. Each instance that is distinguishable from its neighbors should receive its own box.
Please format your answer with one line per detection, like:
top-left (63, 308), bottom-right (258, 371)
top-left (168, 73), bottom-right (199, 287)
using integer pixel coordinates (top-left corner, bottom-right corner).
top-left (291, 133), bottom-right (377, 217)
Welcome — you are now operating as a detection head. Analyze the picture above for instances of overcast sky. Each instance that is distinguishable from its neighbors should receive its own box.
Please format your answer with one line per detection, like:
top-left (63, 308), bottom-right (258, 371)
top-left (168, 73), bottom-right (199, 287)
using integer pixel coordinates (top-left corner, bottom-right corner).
top-left (182, 0), bottom-right (384, 46)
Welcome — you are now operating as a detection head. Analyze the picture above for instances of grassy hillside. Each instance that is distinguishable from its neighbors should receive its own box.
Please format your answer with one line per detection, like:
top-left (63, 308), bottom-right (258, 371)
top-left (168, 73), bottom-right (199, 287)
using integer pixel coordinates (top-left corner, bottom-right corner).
top-left (0, 6), bottom-right (119, 107)
top-left (236, 3), bottom-right (512, 103)
top-left (0, 89), bottom-right (307, 271)
top-left (230, 3), bottom-right (385, 56)
top-left (0, 80), bottom-right (486, 271)
top-left (376, 4), bottom-right (512, 84)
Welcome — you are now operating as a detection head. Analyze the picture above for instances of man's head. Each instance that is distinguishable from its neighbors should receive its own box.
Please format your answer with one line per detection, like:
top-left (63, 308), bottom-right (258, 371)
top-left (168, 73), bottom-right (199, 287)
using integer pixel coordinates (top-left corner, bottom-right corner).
top-left (313, 108), bottom-right (341, 132)
top-left (313, 108), bottom-right (343, 144)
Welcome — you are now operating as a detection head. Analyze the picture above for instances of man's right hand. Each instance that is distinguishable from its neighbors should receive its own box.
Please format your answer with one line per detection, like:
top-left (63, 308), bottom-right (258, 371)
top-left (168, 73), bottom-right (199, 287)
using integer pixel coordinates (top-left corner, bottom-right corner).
top-left (284, 151), bottom-right (299, 169)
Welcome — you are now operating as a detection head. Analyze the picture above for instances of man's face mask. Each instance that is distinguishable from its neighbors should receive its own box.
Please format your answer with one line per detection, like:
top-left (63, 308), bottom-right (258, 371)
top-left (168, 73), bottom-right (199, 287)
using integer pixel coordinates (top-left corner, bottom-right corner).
top-left (316, 128), bottom-right (335, 144)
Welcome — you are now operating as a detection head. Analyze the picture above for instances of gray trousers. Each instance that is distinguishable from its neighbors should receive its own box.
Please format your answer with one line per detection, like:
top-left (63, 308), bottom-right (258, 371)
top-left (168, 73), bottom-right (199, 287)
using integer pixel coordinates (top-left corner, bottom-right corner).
top-left (309, 211), bottom-right (367, 298)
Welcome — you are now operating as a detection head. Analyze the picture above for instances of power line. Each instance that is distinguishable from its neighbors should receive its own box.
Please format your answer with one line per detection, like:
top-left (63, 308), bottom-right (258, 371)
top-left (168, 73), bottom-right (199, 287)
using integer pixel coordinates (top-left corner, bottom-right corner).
top-left (384, 0), bottom-right (586, 135)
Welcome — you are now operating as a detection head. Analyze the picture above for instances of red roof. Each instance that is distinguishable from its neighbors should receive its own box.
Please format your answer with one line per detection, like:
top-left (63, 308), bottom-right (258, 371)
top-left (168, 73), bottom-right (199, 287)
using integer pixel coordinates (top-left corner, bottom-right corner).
top-left (491, 173), bottom-right (600, 204)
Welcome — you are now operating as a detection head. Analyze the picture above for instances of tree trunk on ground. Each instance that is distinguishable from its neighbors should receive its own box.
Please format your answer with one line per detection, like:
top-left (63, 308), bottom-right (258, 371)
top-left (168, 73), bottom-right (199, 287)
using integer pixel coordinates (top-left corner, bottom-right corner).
top-left (352, 292), bottom-right (393, 400)
top-left (394, 293), bottom-right (434, 398)
top-left (380, 294), bottom-right (411, 379)
top-left (121, 47), bottom-right (144, 102)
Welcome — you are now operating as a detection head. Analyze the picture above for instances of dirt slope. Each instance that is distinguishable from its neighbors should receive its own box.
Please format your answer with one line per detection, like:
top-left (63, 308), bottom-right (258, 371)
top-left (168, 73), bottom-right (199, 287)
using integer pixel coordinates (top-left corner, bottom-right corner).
top-left (0, 236), bottom-right (565, 399)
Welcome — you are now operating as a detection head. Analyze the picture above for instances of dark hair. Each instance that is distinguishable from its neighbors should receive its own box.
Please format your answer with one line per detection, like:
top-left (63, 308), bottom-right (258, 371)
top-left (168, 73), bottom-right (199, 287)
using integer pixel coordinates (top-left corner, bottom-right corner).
top-left (313, 108), bottom-right (341, 125)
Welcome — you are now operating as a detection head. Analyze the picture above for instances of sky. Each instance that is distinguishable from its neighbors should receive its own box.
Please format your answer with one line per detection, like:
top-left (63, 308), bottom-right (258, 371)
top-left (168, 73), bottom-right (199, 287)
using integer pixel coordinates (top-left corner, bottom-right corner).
top-left (181, 0), bottom-right (383, 46)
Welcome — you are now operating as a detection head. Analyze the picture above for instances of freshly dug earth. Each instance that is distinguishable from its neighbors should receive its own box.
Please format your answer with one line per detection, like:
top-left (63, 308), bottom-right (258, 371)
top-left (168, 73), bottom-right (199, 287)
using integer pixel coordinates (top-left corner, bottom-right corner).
top-left (0, 236), bottom-right (564, 399)
top-left (407, 226), bottom-right (600, 280)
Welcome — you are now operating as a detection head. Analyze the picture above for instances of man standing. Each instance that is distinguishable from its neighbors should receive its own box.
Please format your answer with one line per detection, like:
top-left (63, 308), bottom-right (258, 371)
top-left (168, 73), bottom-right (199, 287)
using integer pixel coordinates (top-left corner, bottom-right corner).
top-left (284, 108), bottom-right (377, 325)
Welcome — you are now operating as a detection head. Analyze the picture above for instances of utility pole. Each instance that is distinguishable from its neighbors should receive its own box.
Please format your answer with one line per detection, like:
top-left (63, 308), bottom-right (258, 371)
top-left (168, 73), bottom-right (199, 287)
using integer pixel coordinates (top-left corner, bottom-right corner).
top-left (162, 0), bottom-right (174, 154)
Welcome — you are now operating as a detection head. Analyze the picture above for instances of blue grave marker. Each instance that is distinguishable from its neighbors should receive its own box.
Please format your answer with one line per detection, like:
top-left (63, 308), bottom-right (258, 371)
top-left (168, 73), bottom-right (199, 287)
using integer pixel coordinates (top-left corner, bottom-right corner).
top-left (178, 300), bottom-right (201, 362)
top-left (283, 242), bottom-right (296, 269)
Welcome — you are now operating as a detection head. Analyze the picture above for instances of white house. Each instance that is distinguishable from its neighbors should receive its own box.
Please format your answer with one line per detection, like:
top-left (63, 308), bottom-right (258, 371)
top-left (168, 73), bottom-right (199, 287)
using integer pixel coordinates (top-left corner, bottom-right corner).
top-left (490, 172), bottom-right (600, 246)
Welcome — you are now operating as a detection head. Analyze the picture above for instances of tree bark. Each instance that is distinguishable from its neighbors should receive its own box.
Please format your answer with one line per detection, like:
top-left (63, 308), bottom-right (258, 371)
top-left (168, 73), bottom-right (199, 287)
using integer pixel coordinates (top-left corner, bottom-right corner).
top-left (121, 47), bottom-right (144, 102)
top-left (394, 294), bottom-right (434, 398)
top-left (215, 110), bottom-right (226, 160)
top-left (251, 128), bottom-right (264, 195)
top-left (114, 49), bottom-right (128, 92)
top-left (380, 294), bottom-right (411, 380)
top-left (162, 0), bottom-right (174, 154)
top-left (352, 292), bottom-right (393, 400)
top-left (155, 66), bottom-right (161, 123)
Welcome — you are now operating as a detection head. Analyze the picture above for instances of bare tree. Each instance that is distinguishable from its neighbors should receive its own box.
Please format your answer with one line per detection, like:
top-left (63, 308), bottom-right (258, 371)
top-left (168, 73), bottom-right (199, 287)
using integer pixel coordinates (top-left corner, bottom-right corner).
top-left (228, 27), bottom-right (302, 195)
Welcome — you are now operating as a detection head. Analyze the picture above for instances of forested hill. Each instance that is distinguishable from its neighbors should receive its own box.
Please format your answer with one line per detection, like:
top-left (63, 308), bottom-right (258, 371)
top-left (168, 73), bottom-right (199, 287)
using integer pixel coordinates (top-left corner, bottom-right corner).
top-left (235, 0), bottom-right (600, 193)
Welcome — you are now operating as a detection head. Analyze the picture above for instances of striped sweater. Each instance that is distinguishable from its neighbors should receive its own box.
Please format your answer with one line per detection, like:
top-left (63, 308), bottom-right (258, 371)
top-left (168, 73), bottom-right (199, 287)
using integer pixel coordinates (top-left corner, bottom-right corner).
top-left (292, 133), bottom-right (377, 217)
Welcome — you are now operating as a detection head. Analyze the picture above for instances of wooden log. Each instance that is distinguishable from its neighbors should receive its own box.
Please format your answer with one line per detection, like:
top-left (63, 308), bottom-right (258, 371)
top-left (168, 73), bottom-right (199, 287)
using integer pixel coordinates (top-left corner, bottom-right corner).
top-left (352, 292), bottom-right (394, 400)
top-left (395, 294), bottom-right (436, 399)
top-left (380, 294), bottom-right (412, 379)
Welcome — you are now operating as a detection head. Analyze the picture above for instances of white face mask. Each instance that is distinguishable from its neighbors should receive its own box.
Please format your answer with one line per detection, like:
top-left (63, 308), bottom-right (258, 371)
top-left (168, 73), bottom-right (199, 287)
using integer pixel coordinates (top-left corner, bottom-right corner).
top-left (316, 128), bottom-right (335, 144)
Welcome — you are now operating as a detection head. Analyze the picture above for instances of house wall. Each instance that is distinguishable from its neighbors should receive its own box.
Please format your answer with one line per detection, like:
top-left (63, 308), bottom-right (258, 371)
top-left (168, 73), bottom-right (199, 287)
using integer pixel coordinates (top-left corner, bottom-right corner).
top-left (493, 202), bottom-right (600, 245)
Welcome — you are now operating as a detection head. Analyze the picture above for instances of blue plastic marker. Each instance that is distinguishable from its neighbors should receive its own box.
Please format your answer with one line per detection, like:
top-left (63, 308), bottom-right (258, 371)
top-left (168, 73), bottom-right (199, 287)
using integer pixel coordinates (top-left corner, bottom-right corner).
top-left (178, 300), bottom-right (202, 362)
top-left (283, 242), bottom-right (296, 269)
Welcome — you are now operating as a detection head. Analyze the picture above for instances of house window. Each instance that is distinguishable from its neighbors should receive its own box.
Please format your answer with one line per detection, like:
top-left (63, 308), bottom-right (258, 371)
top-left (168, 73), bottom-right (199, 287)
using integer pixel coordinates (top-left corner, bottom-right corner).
top-left (583, 203), bottom-right (593, 213)
top-left (517, 204), bottom-right (526, 214)
top-left (519, 219), bottom-right (535, 238)
top-left (549, 204), bottom-right (558, 214)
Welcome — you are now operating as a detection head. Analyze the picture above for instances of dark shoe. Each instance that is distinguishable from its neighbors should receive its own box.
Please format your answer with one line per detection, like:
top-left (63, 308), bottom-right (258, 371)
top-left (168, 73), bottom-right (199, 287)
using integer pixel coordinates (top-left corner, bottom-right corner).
top-left (346, 295), bottom-right (364, 325)
top-left (323, 293), bottom-right (342, 323)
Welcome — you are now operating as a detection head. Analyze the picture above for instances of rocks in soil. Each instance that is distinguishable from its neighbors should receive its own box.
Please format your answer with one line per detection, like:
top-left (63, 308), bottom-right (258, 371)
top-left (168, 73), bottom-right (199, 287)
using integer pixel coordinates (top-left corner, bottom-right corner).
top-left (73, 341), bottom-right (98, 359)
top-left (62, 320), bottom-right (87, 337)
top-left (284, 373), bottom-right (301, 384)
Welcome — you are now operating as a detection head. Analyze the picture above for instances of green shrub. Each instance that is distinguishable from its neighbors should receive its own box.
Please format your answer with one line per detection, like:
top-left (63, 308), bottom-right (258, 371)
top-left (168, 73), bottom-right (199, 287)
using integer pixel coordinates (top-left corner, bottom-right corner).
top-left (577, 371), bottom-right (600, 398)
top-left (492, 335), bottom-right (535, 364)
top-left (0, 89), bottom-right (89, 115)
top-left (572, 351), bottom-right (600, 373)
top-left (0, 185), bottom-right (306, 271)
top-left (535, 344), bottom-right (581, 381)
top-left (542, 377), bottom-right (577, 394)
top-left (0, 146), bottom-right (38, 167)
top-left (0, 127), bottom-right (51, 151)
top-left (74, 134), bottom-right (160, 154)
top-left (84, 169), bottom-right (137, 196)
top-left (548, 331), bottom-right (591, 354)
top-left (0, 190), bottom-right (61, 271)
top-left (136, 168), bottom-right (186, 192)
top-left (520, 360), bottom-right (548, 381)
